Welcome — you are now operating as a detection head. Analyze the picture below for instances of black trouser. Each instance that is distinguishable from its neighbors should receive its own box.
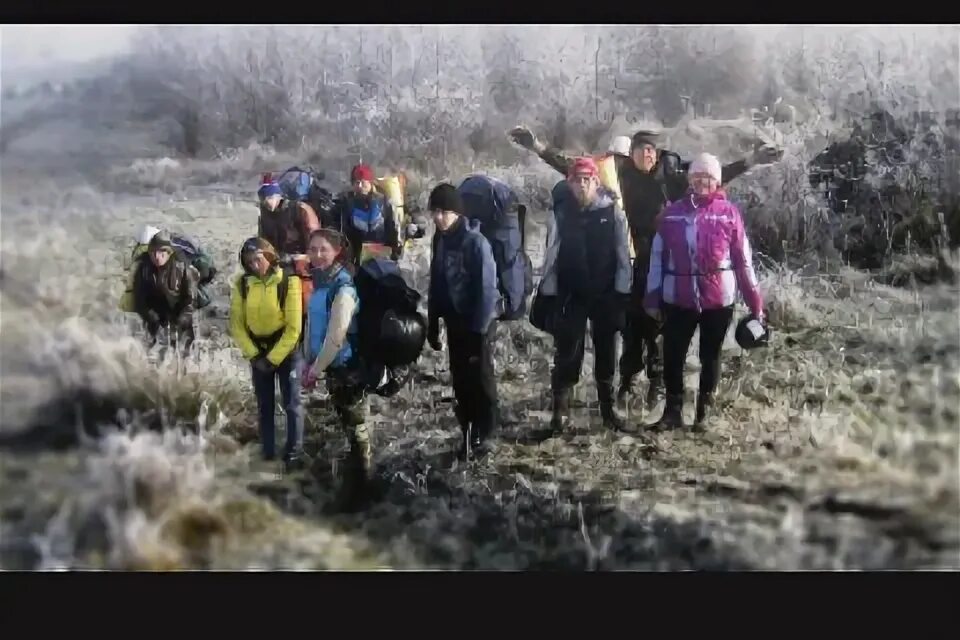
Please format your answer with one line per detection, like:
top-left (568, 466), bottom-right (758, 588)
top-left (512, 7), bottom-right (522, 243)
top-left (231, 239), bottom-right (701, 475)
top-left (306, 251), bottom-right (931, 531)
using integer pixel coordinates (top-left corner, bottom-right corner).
top-left (551, 295), bottom-right (619, 403)
top-left (445, 315), bottom-right (498, 440)
top-left (619, 310), bottom-right (662, 385)
top-left (662, 304), bottom-right (734, 397)
top-left (619, 261), bottom-right (662, 385)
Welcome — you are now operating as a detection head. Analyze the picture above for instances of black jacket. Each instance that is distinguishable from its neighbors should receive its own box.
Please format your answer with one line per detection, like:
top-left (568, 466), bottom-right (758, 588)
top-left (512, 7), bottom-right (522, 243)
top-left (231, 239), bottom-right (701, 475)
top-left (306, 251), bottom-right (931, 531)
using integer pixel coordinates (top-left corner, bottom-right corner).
top-left (132, 254), bottom-right (198, 325)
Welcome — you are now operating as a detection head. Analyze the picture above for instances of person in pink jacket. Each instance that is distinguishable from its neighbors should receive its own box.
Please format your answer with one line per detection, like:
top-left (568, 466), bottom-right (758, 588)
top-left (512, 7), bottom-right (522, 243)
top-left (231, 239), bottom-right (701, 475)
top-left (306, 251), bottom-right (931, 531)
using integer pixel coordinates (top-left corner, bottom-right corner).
top-left (644, 152), bottom-right (765, 430)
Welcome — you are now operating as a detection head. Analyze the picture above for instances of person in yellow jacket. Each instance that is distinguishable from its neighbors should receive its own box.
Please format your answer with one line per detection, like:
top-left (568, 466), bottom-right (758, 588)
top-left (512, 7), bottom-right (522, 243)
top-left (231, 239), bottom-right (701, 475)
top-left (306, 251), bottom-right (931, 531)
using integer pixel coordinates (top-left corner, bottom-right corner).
top-left (229, 237), bottom-right (305, 470)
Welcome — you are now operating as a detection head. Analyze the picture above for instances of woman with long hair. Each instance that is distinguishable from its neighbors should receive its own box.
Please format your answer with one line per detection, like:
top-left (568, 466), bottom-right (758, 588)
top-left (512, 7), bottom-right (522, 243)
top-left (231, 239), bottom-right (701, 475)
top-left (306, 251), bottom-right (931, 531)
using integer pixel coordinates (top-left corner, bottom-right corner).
top-left (303, 229), bottom-right (373, 504)
top-left (229, 237), bottom-right (305, 469)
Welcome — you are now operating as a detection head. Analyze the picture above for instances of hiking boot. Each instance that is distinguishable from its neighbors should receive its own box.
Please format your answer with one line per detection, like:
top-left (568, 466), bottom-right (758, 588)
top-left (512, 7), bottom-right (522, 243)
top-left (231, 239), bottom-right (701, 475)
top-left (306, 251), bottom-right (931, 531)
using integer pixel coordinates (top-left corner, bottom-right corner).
top-left (350, 425), bottom-right (374, 483)
top-left (600, 400), bottom-right (627, 431)
top-left (282, 450), bottom-right (308, 474)
top-left (456, 427), bottom-right (491, 462)
top-left (693, 392), bottom-right (715, 432)
top-left (653, 393), bottom-right (685, 430)
top-left (550, 388), bottom-right (571, 432)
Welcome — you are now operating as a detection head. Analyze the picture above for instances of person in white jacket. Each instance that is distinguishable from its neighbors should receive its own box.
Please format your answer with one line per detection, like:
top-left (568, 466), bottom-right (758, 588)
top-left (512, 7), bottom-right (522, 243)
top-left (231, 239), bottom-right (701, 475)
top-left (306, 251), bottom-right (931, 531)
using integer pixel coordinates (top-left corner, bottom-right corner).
top-left (303, 229), bottom-right (371, 505)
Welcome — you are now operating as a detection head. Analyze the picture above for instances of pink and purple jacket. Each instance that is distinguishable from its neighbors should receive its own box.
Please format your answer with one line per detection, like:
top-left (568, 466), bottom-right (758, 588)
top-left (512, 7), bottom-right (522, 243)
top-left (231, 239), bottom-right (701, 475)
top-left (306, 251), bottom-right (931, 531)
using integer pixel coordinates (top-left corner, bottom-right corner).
top-left (644, 190), bottom-right (764, 318)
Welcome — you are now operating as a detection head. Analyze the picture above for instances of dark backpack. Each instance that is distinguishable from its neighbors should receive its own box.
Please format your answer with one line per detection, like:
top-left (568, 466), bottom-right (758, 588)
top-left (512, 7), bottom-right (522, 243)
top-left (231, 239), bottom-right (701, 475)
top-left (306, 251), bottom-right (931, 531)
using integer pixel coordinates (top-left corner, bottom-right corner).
top-left (168, 232), bottom-right (216, 285)
top-left (457, 175), bottom-right (534, 321)
top-left (276, 166), bottom-right (336, 228)
top-left (657, 151), bottom-right (688, 203)
top-left (353, 258), bottom-right (426, 369)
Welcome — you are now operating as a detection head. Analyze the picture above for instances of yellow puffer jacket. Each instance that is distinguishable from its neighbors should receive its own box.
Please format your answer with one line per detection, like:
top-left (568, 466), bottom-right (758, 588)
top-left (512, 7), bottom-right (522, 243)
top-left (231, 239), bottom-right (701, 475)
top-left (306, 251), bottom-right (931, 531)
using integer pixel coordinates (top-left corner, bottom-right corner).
top-left (229, 268), bottom-right (302, 366)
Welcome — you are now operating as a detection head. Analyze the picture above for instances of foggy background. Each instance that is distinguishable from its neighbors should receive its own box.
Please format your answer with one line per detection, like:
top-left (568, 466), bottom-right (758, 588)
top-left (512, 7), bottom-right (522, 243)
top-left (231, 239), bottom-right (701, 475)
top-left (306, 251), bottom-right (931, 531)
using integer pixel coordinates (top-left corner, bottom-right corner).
top-left (1, 25), bottom-right (958, 571)
top-left (3, 24), bottom-right (957, 266)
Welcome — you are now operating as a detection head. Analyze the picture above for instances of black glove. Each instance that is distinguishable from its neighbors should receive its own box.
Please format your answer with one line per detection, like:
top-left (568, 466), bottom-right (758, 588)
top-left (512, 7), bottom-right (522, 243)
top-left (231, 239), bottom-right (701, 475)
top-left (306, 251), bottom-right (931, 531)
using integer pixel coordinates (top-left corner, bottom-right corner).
top-left (252, 356), bottom-right (275, 373)
top-left (145, 309), bottom-right (161, 325)
top-left (427, 318), bottom-right (442, 351)
top-left (508, 126), bottom-right (538, 150)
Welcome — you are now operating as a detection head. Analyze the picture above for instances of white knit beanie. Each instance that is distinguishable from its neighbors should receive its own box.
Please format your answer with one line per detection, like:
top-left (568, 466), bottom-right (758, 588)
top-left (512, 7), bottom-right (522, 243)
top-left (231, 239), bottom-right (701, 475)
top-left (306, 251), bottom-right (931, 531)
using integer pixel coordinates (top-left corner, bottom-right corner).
top-left (689, 152), bottom-right (722, 183)
top-left (608, 135), bottom-right (632, 157)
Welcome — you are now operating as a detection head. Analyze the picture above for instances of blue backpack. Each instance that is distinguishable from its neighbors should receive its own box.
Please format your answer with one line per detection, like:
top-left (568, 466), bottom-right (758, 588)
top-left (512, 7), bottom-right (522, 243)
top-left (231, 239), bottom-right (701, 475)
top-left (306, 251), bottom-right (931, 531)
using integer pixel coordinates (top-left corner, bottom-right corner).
top-left (457, 175), bottom-right (534, 321)
top-left (276, 166), bottom-right (336, 228)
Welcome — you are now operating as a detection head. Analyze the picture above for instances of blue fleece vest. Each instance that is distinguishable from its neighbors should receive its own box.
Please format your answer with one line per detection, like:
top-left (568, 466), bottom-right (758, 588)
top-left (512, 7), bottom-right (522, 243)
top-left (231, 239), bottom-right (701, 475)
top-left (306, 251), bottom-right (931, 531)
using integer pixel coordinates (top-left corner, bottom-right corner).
top-left (307, 267), bottom-right (359, 369)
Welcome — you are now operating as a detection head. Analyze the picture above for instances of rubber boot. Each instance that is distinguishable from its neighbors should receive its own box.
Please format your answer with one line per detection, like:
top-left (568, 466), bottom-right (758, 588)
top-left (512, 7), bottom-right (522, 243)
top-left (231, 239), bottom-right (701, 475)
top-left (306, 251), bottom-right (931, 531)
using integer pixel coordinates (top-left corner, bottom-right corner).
top-left (550, 388), bottom-right (571, 433)
top-left (617, 375), bottom-right (635, 406)
top-left (337, 424), bottom-right (373, 512)
top-left (457, 424), bottom-right (490, 462)
top-left (653, 393), bottom-right (685, 430)
top-left (693, 392), bottom-right (715, 432)
top-left (599, 385), bottom-right (627, 431)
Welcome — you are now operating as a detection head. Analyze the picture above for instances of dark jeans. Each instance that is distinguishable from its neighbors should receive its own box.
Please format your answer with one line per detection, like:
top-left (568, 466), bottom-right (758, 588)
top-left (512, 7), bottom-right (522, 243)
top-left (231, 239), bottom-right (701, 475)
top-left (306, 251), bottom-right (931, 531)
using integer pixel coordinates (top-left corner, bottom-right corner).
top-left (445, 316), bottom-right (498, 440)
top-left (620, 262), bottom-right (662, 384)
top-left (551, 296), bottom-right (619, 402)
top-left (619, 310), bottom-right (662, 384)
top-left (662, 304), bottom-right (734, 397)
top-left (251, 350), bottom-right (304, 461)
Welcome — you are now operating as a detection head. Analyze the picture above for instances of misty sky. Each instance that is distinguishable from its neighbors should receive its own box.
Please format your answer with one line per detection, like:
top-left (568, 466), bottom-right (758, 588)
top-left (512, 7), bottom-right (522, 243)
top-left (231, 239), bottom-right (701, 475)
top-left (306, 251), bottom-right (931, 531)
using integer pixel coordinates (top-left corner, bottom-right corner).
top-left (1, 25), bottom-right (137, 70)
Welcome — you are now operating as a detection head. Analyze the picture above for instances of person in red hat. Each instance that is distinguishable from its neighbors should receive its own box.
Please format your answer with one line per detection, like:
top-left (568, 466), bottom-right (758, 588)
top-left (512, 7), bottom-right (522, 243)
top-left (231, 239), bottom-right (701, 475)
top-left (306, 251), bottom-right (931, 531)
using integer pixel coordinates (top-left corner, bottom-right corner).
top-left (332, 164), bottom-right (402, 267)
top-left (537, 157), bottom-right (633, 433)
top-left (511, 126), bottom-right (781, 412)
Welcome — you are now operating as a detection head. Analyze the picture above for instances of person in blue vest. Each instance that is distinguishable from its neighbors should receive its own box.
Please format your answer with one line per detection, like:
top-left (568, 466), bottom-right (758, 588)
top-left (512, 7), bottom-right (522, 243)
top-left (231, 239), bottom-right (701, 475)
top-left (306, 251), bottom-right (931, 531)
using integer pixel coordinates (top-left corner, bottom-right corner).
top-left (426, 183), bottom-right (502, 460)
top-left (303, 228), bottom-right (373, 502)
top-left (332, 164), bottom-right (402, 267)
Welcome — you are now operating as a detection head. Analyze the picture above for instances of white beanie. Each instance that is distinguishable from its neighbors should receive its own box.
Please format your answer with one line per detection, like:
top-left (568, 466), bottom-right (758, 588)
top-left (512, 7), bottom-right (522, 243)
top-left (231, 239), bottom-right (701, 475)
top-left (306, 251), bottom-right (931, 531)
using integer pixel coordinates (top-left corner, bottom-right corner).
top-left (137, 225), bottom-right (161, 245)
top-left (608, 135), bottom-right (632, 157)
top-left (689, 152), bottom-right (722, 183)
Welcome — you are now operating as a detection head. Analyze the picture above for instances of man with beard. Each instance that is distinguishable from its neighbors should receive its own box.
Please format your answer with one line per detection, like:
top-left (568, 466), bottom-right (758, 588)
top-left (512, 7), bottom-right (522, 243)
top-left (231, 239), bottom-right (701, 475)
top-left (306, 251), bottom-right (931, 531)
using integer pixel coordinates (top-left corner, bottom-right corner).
top-left (510, 126), bottom-right (780, 410)
top-left (538, 157), bottom-right (633, 433)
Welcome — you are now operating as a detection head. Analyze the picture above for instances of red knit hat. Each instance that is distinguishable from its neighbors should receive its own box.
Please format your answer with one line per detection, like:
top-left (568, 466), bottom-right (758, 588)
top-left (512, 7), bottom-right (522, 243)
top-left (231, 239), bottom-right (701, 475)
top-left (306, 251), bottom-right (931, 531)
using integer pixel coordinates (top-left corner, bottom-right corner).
top-left (351, 164), bottom-right (375, 182)
top-left (568, 157), bottom-right (599, 179)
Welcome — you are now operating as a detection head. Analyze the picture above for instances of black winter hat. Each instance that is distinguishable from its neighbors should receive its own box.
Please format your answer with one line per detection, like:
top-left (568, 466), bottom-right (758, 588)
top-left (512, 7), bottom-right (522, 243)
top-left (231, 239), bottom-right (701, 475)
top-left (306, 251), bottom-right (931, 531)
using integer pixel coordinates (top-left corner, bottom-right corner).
top-left (428, 183), bottom-right (464, 214)
top-left (631, 130), bottom-right (661, 150)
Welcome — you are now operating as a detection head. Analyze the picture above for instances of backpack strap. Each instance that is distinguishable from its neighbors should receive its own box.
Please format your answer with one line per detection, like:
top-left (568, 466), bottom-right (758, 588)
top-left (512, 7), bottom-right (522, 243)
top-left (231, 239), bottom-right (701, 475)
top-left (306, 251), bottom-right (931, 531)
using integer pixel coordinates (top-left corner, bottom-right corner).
top-left (278, 269), bottom-right (289, 309)
top-left (239, 269), bottom-right (288, 308)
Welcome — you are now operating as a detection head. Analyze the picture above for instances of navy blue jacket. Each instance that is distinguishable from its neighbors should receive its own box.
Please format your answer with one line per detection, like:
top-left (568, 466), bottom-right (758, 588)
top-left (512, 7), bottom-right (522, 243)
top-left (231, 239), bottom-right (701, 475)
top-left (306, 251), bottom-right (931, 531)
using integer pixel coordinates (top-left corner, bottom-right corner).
top-left (428, 216), bottom-right (501, 335)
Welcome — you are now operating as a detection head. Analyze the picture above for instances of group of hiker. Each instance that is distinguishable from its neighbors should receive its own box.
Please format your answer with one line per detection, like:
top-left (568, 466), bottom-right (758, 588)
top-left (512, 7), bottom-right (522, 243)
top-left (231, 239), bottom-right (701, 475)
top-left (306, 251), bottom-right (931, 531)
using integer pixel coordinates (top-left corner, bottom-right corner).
top-left (120, 129), bottom-right (777, 508)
